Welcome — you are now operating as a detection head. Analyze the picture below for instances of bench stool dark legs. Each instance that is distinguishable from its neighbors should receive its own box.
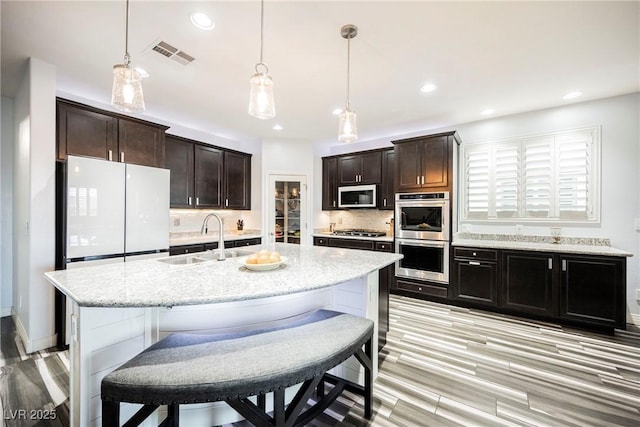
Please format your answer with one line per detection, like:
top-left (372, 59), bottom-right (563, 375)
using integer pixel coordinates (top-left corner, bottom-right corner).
top-left (101, 309), bottom-right (374, 426)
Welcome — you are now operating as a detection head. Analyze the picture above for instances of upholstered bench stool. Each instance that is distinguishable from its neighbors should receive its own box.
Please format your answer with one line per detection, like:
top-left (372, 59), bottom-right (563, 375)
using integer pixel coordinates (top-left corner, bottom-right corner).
top-left (101, 309), bottom-right (374, 427)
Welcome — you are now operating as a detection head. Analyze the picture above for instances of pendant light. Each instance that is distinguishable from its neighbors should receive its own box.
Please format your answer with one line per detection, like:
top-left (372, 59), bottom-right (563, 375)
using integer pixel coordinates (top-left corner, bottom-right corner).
top-left (248, 0), bottom-right (275, 119)
top-left (111, 0), bottom-right (145, 113)
top-left (338, 24), bottom-right (358, 143)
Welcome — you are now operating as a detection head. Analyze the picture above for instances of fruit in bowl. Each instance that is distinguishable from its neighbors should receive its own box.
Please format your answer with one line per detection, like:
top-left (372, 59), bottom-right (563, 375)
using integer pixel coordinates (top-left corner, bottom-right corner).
top-left (246, 250), bottom-right (281, 265)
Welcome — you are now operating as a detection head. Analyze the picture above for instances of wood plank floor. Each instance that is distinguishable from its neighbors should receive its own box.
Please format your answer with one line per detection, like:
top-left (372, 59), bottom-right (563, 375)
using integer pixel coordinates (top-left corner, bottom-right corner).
top-left (2, 295), bottom-right (640, 426)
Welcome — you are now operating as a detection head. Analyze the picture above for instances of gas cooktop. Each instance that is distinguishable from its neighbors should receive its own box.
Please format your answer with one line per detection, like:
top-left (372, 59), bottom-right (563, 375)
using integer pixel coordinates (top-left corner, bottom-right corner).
top-left (332, 229), bottom-right (386, 238)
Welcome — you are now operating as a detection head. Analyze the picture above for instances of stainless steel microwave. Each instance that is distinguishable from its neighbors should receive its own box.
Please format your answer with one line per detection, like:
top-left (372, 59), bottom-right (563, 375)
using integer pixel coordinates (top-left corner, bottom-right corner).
top-left (338, 184), bottom-right (377, 208)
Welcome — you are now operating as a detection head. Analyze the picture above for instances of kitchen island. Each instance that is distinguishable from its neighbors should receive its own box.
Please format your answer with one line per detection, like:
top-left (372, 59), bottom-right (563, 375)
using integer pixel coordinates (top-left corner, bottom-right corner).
top-left (45, 243), bottom-right (401, 427)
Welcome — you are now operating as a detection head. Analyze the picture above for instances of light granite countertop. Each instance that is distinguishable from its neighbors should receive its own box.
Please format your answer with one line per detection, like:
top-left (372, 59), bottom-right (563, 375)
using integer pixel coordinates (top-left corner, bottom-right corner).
top-left (452, 234), bottom-right (632, 257)
top-left (45, 243), bottom-right (402, 308)
top-left (170, 231), bottom-right (263, 246)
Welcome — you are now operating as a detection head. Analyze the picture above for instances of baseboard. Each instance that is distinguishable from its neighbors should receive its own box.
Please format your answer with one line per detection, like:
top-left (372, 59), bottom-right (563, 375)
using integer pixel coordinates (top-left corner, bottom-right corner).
top-left (1, 306), bottom-right (12, 317)
top-left (12, 310), bottom-right (58, 354)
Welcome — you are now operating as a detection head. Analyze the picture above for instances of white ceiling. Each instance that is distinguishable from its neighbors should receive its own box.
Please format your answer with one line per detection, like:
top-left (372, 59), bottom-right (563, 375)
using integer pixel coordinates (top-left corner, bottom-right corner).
top-left (2, 1), bottom-right (638, 146)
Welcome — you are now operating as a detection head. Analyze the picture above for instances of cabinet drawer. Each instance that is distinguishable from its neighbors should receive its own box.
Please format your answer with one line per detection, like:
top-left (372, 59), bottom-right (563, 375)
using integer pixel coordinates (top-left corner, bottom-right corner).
top-left (454, 247), bottom-right (498, 261)
top-left (313, 237), bottom-right (329, 246)
top-left (169, 244), bottom-right (204, 256)
top-left (232, 238), bottom-right (261, 247)
top-left (328, 238), bottom-right (375, 251)
top-left (375, 241), bottom-right (393, 252)
top-left (396, 279), bottom-right (448, 298)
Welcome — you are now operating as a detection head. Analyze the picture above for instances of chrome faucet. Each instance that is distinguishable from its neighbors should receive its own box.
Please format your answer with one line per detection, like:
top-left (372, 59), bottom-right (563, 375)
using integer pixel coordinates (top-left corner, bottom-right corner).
top-left (200, 213), bottom-right (225, 261)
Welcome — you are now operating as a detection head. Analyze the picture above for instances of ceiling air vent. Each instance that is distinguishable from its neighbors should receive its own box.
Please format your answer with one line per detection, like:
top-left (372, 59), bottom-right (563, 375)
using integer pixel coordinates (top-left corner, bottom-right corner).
top-left (151, 41), bottom-right (195, 65)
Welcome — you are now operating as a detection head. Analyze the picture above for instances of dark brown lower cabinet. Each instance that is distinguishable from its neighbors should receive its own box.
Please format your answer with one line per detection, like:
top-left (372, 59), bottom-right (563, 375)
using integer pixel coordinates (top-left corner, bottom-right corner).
top-left (451, 247), bottom-right (626, 332)
top-left (559, 255), bottom-right (626, 329)
top-left (501, 251), bottom-right (556, 317)
top-left (169, 238), bottom-right (261, 255)
top-left (453, 248), bottom-right (498, 307)
top-left (313, 236), bottom-right (392, 350)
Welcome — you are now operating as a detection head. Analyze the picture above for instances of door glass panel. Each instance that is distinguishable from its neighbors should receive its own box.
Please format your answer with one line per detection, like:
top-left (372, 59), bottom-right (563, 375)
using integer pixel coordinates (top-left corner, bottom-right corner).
top-left (275, 181), bottom-right (301, 245)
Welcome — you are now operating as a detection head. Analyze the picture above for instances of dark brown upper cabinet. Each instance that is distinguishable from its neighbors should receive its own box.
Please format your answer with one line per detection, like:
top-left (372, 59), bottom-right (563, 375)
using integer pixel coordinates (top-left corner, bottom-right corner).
top-left (165, 135), bottom-right (251, 210)
top-left (379, 148), bottom-right (395, 210)
top-left (57, 99), bottom-right (167, 168)
top-left (392, 131), bottom-right (460, 193)
top-left (166, 136), bottom-right (195, 208)
top-left (224, 151), bottom-right (251, 210)
top-left (194, 145), bottom-right (224, 208)
top-left (338, 151), bottom-right (381, 185)
top-left (322, 157), bottom-right (339, 210)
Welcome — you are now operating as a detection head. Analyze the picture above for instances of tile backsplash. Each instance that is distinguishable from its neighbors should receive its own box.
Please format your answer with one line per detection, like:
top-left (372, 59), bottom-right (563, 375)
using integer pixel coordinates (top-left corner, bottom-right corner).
top-left (328, 210), bottom-right (394, 234)
top-left (170, 209), bottom-right (260, 234)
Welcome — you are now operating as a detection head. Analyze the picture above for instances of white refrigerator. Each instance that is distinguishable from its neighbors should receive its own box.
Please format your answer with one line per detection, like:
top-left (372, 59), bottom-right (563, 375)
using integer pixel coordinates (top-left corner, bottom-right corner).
top-left (64, 155), bottom-right (170, 265)
top-left (58, 155), bottom-right (169, 345)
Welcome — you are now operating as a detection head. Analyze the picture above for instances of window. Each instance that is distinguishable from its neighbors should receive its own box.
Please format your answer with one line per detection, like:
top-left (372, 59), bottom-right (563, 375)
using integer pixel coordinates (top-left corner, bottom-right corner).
top-left (461, 126), bottom-right (600, 223)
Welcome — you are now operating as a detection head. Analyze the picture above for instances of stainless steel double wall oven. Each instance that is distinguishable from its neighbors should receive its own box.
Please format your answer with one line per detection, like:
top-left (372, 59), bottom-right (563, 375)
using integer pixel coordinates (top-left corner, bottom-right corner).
top-left (395, 192), bottom-right (450, 284)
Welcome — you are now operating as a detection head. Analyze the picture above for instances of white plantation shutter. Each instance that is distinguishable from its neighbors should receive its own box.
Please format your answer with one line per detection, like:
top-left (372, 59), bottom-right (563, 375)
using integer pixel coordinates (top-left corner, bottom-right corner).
top-left (494, 144), bottom-right (519, 218)
top-left (557, 131), bottom-right (592, 219)
top-left (461, 127), bottom-right (599, 223)
top-left (523, 138), bottom-right (552, 218)
top-left (465, 147), bottom-right (490, 219)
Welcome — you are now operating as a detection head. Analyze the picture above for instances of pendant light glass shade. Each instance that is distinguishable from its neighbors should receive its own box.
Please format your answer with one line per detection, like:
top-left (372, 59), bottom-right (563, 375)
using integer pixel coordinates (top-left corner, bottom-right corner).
top-left (338, 25), bottom-right (358, 142)
top-left (248, 0), bottom-right (275, 119)
top-left (338, 108), bottom-right (357, 142)
top-left (249, 65), bottom-right (275, 119)
top-left (111, 0), bottom-right (145, 113)
top-left (111, 63), bottom-right (145, 113)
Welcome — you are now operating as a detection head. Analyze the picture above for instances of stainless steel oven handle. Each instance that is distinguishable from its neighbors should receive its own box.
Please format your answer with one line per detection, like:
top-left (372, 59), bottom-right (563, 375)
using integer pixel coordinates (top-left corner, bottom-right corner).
top-left (396, 238), bottom-right (446, 248)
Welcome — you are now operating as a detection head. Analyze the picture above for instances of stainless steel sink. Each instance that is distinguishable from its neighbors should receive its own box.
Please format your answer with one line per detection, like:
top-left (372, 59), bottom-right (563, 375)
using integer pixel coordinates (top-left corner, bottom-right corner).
top-left (157, 256), bottom-right (208, 265)
top-left (157, 248), bottom-right (256, 265)
top-left (194, 248), bottom-right (256, 261)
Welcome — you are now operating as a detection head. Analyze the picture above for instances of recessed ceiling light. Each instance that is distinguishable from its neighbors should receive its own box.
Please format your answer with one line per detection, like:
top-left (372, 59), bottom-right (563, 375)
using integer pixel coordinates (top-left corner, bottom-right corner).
top-left (420, 83), bottom-right (437, 93)
top-left (332, 108), bottom-right (343, 116)
top-left (563, 91), bottom-right (582, 100)
top-left (272, 124), bottom-right (283, 131)
top-left (481, 108), bottom-right (495, 116)
top-left (134, 66), bottom-right (149, 78)
top-left (190, 12), bottom-right (215, 30)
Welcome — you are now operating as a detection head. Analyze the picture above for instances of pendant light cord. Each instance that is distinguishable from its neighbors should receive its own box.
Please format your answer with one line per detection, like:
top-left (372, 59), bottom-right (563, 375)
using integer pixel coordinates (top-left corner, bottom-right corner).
top-left (346, 35), bottom-right (351, 110)
top-left (259, 0), bottom-right (264, 63)
top-left (124, 0), bottom-right (131, 66)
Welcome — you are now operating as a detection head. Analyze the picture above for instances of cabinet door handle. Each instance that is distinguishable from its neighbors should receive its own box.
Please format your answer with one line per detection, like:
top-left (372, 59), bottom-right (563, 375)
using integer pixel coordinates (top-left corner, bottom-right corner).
top-left (120, 152), bottom-right (125, 162)
top-left (469, 261), bottom-right (481, 266)
top-left (562, 260), bottom-right (567, 271)
top-left (196, 197), bottom-right (200, 206)
top-left (421, 176), bottom-right (425, 185)
top-left (225, 198), bottom-right (229, 207)
top-left (108, 150), bottom-right (113, 161)
top-left (333, 200), bottom-right (336, 207)
top-left (383, 198), bottom-right (387, 206)
top-left (416, 176), bottom-right (420, 185)
top-left (188, 196), bottom-right (192, 206)
top-left (548, 258), bottom-right (553, 270)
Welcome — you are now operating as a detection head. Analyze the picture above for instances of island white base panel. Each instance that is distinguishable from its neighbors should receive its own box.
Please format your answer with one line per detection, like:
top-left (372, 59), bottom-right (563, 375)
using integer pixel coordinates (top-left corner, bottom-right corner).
top-left (69, 272), bottom-right (378, 427)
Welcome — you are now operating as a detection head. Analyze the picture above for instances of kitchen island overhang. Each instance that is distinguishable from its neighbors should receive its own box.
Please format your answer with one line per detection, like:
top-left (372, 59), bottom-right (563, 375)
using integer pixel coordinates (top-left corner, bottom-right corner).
top-left (45, 243), bottom-right (401, 427)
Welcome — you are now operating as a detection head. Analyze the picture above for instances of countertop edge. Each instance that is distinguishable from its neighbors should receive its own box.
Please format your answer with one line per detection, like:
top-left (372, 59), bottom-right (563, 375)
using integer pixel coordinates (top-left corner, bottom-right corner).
top-left (452, 239), bottom-right (633, 257)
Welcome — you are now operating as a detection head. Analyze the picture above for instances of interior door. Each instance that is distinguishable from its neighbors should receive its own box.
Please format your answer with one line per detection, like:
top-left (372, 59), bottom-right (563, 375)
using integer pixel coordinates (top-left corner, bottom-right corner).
top-left (267, 174), bottom-right (307, 245)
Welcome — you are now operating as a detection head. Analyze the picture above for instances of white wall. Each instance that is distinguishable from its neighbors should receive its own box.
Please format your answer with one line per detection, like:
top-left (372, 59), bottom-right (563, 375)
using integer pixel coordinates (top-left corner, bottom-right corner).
top-left (12, 58), bottom-right (57, 352)
top-left (261, 138), bottom-right (315, 244)
top-left (1, 97), bottom-right (14, 317)
top-left (316, 92), bottom-right (640, 321)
